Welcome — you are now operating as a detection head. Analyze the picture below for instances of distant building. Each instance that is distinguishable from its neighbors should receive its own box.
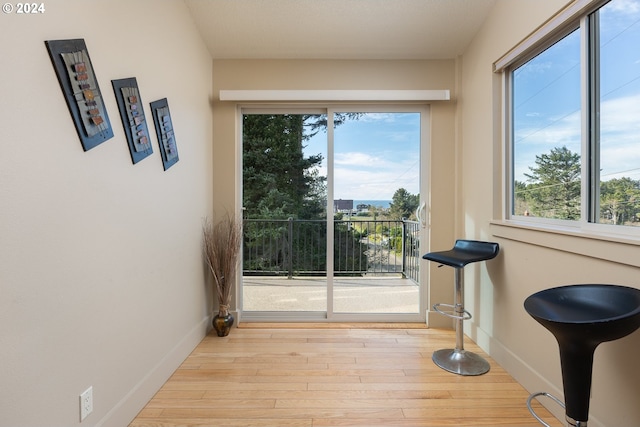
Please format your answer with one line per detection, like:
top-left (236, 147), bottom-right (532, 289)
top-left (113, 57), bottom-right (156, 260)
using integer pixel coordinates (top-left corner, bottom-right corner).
top-left (356, 203), bottom-right (369, 213)
top-left (333, 199), bottom-right (354, 213)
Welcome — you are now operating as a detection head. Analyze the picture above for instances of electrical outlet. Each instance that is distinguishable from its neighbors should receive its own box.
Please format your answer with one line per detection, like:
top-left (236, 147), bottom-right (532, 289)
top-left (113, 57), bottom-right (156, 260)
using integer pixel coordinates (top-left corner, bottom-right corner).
top-left (79, 386), bottom-right (93, 422)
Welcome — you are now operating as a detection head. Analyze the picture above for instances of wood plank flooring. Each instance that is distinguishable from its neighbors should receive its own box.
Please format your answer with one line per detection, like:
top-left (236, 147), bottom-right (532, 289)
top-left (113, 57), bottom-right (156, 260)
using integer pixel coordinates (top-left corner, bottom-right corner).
top-left (129, 325), bottom-right (562, 427)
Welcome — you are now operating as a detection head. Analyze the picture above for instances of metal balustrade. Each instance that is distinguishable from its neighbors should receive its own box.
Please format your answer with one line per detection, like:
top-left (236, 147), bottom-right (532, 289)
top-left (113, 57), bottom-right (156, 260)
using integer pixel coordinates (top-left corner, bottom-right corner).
top-left (243, 218), bottom-right (420, 284)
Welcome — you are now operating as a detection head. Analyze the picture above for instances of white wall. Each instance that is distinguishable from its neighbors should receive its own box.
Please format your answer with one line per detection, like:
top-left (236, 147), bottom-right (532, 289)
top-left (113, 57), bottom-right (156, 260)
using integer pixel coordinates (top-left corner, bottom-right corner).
top-left (0, 1), bottom-right (213, 426)
top-left (460, 1), bottom-right (640, 426)
top-left (5, 1), bottom-right (639, 426)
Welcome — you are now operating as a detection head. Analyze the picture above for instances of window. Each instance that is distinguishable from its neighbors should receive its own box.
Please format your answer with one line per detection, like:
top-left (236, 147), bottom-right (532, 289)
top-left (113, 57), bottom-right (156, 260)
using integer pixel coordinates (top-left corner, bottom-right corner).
top-left (507, 0), bottom-right (640, 231)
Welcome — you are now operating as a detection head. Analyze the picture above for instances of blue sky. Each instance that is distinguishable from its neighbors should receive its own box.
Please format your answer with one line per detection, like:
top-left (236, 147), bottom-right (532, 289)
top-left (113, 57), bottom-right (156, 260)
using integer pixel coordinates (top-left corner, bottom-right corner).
top-left (304, 112), bottom-right (420, 201)
top-left (301, 0), bottom-right (640, 202)
top-left (513, 0), bottom-right (640, 183)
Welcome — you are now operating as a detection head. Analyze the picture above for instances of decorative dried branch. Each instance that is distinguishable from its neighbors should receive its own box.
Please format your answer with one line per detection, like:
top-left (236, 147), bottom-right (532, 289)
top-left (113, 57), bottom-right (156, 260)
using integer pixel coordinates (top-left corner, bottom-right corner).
top-left (202, 214), bottom-right (242, 317)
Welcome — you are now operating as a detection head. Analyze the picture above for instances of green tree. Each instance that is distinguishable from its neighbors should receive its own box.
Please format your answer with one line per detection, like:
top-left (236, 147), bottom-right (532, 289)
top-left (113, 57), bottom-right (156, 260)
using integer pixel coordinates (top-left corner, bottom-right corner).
top-left (388, 188), bottom-right (420, 220)
top-left (389, 225), bottom-right (404, 253)
top-left (513, 180), bottom-right (530, 216)
top-left (523, 146), bottom-right (581, 220)
top-left (243, 114), bottom-right (325, 220)
top-left (600, 177), bottom-right (640, 225)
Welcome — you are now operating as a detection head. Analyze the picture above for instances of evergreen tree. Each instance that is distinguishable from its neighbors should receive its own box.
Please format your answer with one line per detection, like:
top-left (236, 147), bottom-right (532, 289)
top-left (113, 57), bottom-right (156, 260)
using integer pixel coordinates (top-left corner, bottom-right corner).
top-left (388, 188), bottom-right (419, 220)
top-left (243, 114), bottom-right (325, 219)
top-left (513, 180), bottom-right (530, 215)
top-left (515, 147), bottom-right (640, 225)
top-left (600, 177), bottom-right (640, 225)
top-left (523, 146), bottom-right (581, 220)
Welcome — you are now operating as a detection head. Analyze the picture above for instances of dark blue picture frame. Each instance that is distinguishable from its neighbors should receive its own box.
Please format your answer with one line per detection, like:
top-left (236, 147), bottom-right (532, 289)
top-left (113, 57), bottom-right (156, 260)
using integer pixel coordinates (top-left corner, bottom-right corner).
top-left (150, 98), bottom-right (179, 170)
top-left (112, 77), bottom-right (153, 164)
top-left (45, 38), bottom-right (113, 151)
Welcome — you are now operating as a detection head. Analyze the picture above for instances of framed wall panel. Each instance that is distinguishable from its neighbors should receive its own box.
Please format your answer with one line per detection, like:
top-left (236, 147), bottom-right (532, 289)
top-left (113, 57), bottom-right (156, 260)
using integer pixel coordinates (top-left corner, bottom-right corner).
top-left (112, 77), bottom-right (153, 164)
top-left (45, 38), bottom-right (113, 151)
top-left (150, 98), bottom-right (179, 170)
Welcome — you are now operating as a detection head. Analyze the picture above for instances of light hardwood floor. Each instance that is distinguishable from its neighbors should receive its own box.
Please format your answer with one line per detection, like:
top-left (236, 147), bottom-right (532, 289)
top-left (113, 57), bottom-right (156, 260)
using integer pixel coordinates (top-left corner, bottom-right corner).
top-left (129, 324), bottom-right (562, 427)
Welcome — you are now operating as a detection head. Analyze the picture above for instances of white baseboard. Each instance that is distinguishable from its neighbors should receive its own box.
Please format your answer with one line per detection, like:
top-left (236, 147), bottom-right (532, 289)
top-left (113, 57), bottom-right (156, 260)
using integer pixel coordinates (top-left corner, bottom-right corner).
top-left (96, 316), bottom-right (209, 427)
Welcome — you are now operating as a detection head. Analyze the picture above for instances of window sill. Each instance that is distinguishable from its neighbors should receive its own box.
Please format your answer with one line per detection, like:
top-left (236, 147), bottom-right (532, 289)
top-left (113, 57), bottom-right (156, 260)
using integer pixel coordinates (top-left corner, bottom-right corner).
top-left (490, 220), bottom-right (640, 268)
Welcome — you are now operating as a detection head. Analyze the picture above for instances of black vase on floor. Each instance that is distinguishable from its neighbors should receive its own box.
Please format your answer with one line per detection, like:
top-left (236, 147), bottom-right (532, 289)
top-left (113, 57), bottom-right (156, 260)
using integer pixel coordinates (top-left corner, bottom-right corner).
top-left (212, 312), bottom-right (234, 337)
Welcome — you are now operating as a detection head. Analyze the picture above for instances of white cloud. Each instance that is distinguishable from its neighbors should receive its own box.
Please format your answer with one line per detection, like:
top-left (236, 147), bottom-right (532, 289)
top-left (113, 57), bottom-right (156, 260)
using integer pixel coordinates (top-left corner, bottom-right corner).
top-left (514, 92), bottom-right (640, 182)
top-left (310, 156), bottom-right (420, 200)
top-left (334, 152), bottom-right (381, 167)
top-left (358, 113), bottom-right (398, 123)
top-left (601, 95), bottom-right (640, 136)
top-left (334, 166), bottom-right (419, 200)
top-left (514, 110), bottom-right (581, 150)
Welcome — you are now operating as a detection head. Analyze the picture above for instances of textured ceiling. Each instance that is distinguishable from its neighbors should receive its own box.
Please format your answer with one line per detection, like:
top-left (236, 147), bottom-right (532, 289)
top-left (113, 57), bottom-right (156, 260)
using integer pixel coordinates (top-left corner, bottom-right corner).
top-left (185, 0), bottom-right (497, 60)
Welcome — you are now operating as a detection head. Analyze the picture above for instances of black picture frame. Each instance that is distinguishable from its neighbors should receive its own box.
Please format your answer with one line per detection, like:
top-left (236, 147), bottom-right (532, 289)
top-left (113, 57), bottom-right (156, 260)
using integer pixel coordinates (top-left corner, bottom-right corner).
top-left (111, 77), bottom-right (153, 164)
top-left (150, 98), bottom-right (179, 170)
top-left (45, 38), bottom-right (113, 151)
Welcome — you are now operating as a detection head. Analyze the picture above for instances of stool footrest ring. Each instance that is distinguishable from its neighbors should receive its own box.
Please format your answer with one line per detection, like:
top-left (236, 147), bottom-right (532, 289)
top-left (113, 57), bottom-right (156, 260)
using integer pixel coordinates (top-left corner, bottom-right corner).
top-left (433, 303), bottom-right (472, 320)
top-left (527, 392), bottom-right (566, 427)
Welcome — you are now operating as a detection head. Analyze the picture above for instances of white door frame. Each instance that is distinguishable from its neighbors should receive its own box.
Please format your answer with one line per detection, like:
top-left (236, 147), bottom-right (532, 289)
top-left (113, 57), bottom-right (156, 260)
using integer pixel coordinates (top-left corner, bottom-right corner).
top-left (237, 103), bottom-right (431, 323)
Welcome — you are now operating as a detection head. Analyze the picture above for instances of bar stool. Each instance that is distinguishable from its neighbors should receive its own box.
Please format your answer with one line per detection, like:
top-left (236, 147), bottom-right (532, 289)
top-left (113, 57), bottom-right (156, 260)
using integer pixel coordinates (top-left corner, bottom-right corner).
top-left (525, 284), bottom-right (640, 427)
top-left (423, 239), bottom-right (500, 376)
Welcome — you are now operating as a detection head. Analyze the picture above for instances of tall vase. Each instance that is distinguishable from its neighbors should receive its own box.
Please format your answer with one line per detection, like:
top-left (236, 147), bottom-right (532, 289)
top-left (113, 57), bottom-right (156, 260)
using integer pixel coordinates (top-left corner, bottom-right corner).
top-left (212, 305), bottom-right (234, 337)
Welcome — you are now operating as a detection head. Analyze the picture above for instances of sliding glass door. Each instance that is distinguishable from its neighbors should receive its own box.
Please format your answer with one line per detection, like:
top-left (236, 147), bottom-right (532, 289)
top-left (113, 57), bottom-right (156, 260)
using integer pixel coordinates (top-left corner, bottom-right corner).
top-left (241, 106), bottom-right (429, 322)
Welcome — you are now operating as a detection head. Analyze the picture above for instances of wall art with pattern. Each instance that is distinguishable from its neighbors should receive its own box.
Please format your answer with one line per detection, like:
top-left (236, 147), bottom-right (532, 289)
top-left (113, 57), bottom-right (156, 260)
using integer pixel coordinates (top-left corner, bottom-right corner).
top-left (150, 98), bottom-right (179, 170)
top-left (45, 39), bottom-right (113, 151)
top-left (111, 77), bottom-right (153, 164)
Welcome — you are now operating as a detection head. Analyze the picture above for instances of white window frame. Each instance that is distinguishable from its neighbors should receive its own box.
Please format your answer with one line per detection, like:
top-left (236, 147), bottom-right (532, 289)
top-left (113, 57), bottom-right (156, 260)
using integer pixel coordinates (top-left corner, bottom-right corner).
top-left (494, 0), bottom-right (640, 243)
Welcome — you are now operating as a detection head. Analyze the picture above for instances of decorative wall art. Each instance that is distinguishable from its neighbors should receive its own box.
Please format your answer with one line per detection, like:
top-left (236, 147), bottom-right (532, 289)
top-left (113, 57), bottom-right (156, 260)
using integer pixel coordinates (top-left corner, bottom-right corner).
top-left (150, 98), bottom-right (179, 170)
top-left (45, 39), bottom-right (114, 151)
top-left (111, 77), bottom-right (153, 164)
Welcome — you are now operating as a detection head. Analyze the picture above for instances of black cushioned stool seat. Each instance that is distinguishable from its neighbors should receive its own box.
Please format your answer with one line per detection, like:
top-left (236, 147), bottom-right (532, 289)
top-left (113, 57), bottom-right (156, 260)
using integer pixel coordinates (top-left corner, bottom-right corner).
top-left (423, 239), bottom-right (499, 376)
top-left (423, 239), bottom-right (499, 268)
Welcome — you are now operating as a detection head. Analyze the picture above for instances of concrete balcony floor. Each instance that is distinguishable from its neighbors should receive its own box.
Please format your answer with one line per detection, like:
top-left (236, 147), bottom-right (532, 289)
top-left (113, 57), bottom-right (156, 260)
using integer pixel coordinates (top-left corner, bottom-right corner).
top-left (242, 275), bottom-right (420, 313)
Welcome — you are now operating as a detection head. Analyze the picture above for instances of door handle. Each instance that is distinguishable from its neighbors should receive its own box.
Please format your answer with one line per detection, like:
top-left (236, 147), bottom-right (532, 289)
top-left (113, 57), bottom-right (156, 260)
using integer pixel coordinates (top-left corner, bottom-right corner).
top-left (416, 202), bottom-right (427, 229)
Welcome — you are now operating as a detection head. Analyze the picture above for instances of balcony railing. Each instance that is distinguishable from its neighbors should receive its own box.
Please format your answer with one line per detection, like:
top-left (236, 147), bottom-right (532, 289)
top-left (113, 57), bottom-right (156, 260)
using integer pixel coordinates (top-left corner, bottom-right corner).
top-left (243, 218), bottom-right (420, 283)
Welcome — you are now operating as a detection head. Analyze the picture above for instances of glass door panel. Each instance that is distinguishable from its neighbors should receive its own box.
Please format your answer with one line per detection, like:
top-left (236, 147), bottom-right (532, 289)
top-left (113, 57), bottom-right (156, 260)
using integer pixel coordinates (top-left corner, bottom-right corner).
top-left (241, 112), bottom-right (328, 314)
top-left (332, 111), bottom-right (422, 316)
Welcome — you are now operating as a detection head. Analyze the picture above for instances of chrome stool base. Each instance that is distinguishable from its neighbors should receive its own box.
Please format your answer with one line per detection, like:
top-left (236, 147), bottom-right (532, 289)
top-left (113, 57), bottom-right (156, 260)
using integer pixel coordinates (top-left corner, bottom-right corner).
top-left (432, 348), bottom-right (490, 376)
